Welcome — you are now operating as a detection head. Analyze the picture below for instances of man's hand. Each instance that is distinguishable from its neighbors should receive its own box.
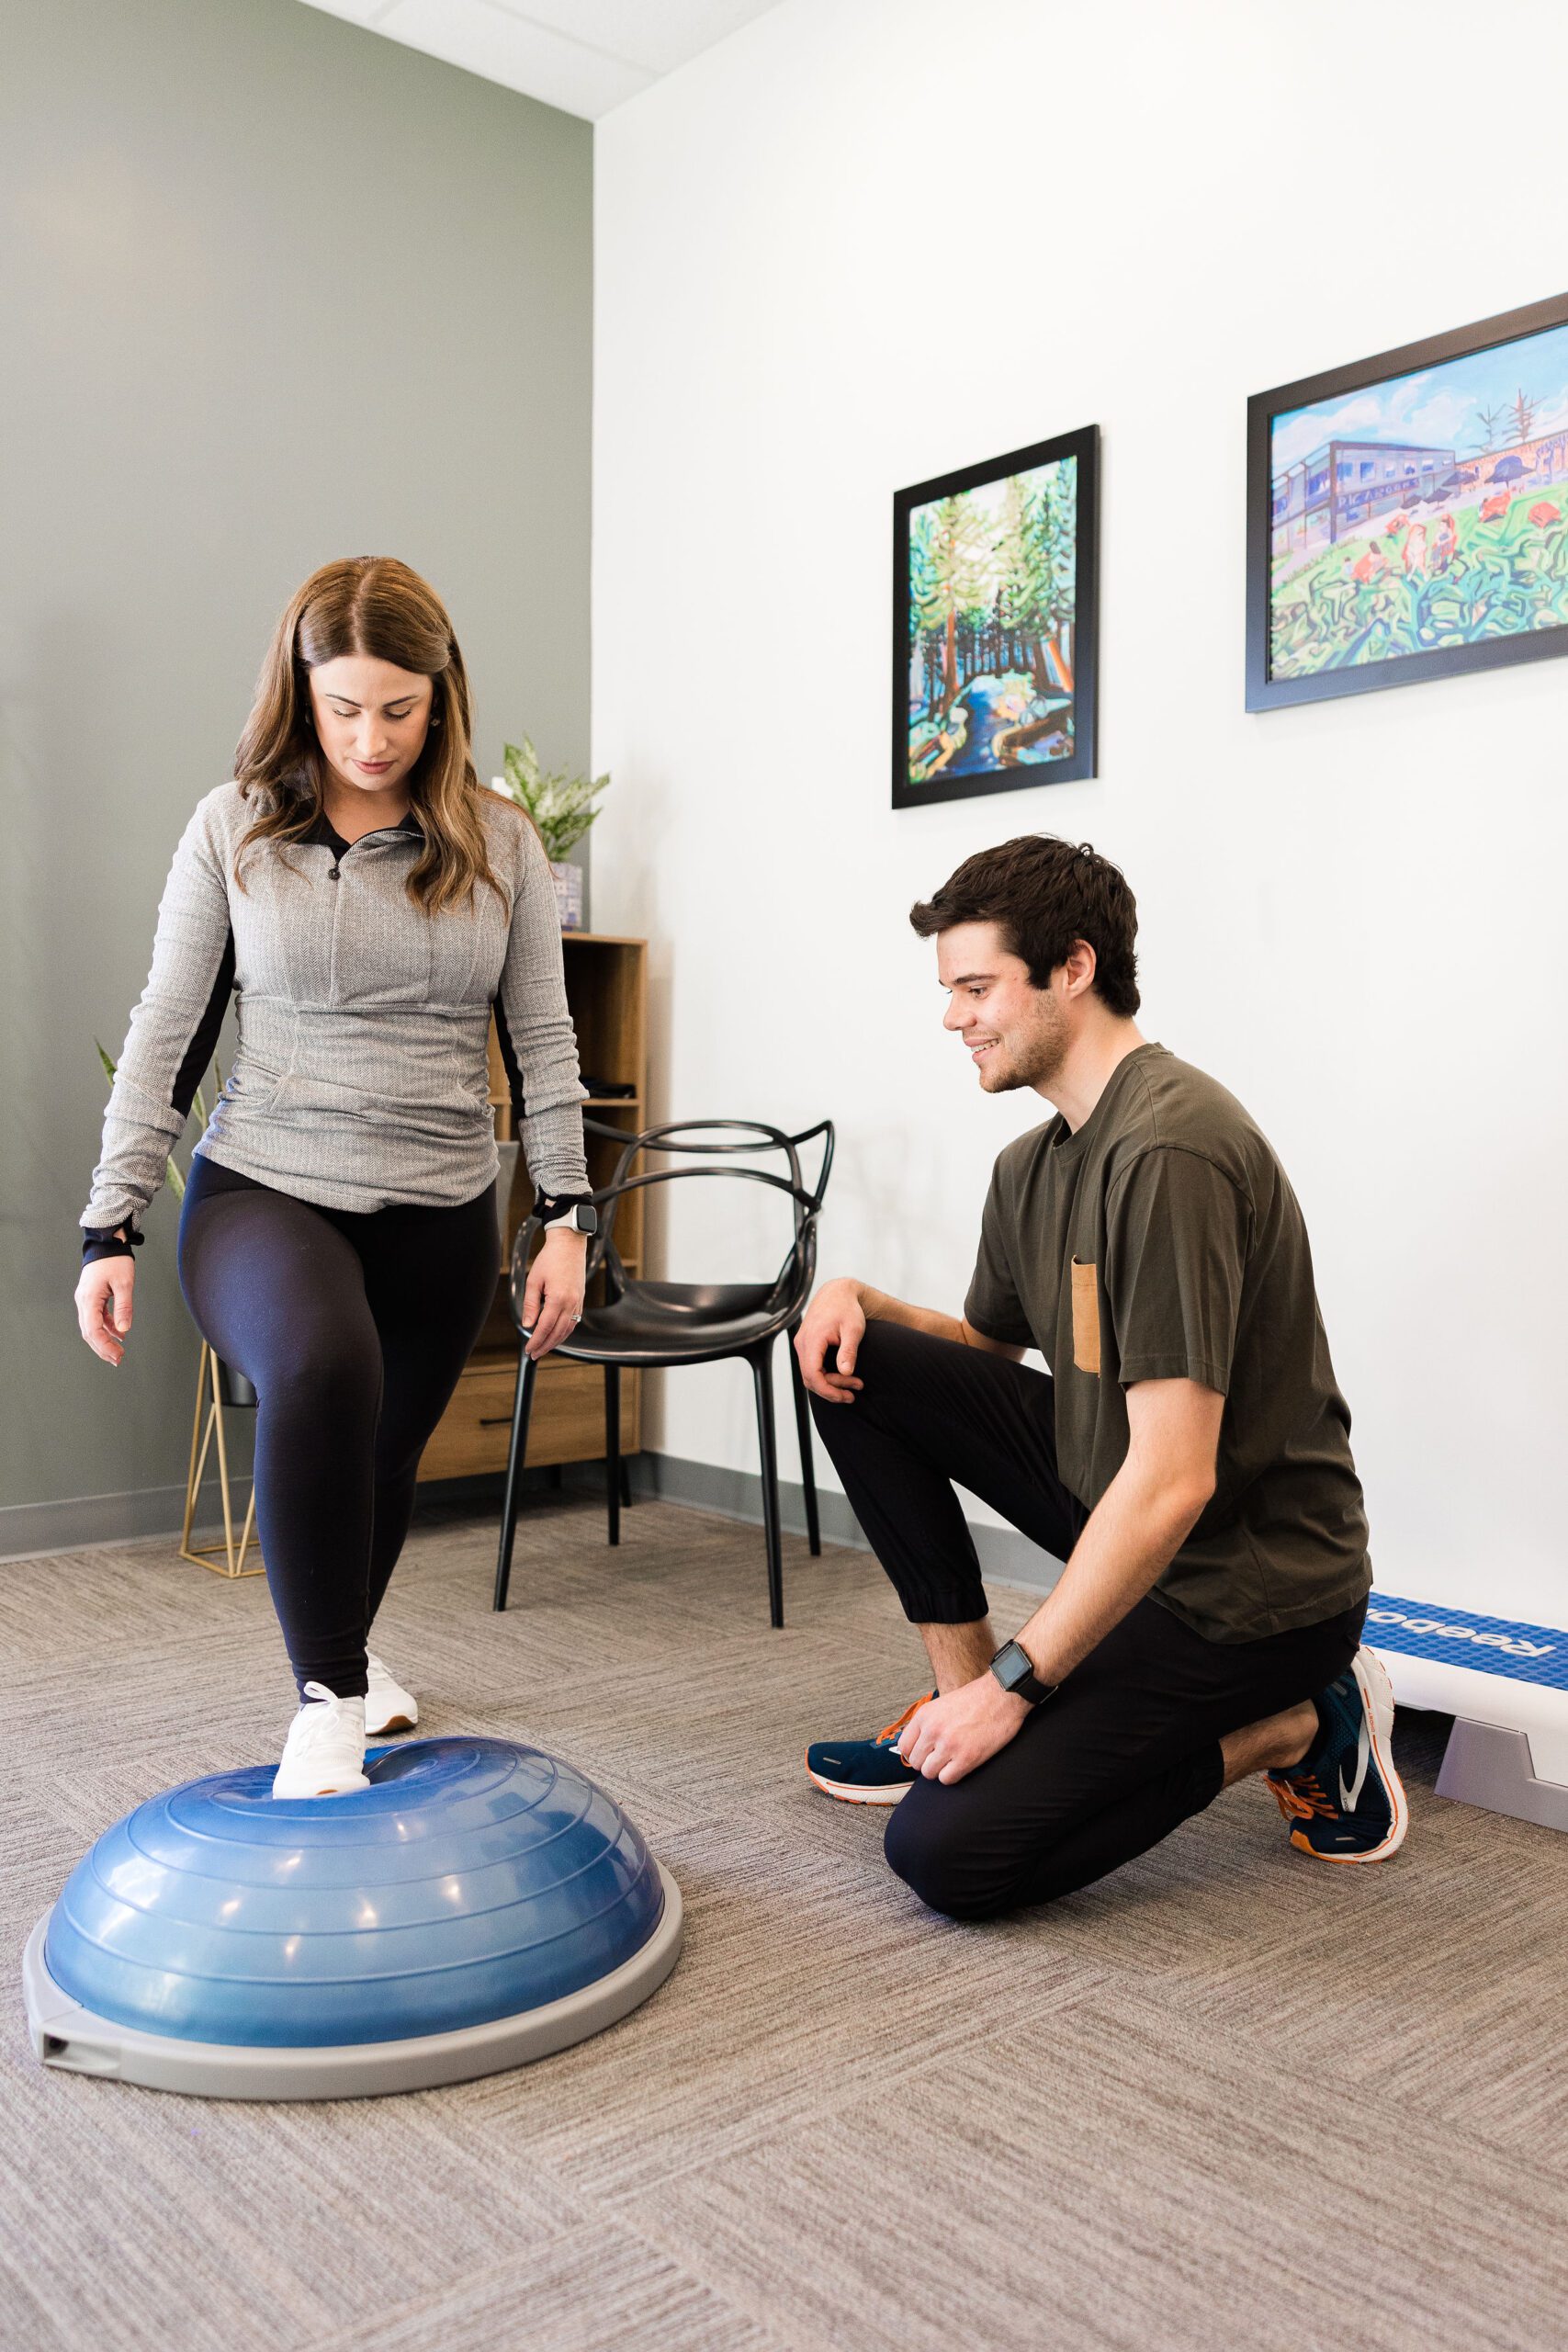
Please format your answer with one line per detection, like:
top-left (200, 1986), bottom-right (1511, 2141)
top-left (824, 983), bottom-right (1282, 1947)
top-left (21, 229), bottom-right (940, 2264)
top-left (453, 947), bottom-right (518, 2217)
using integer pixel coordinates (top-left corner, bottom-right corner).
top-left (794, 1276), bottom-right (866, 1402)
top-left (897, 1670), bottom-right (1031, 1784)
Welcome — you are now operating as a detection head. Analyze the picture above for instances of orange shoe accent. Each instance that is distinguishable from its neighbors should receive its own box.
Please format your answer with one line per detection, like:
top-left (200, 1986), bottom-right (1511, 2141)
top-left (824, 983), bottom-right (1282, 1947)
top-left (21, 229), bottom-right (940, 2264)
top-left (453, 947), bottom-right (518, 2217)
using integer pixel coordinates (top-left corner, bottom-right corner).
top-left (1268, 1770), bottom-right (1337, 1824)
top-left (874, 1690), bottom-right (936, 1747)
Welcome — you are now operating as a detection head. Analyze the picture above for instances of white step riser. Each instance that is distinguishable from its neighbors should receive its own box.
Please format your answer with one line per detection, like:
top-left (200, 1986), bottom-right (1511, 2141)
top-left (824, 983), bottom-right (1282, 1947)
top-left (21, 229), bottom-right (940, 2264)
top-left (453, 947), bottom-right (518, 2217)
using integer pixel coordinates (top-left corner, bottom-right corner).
top-left (1371, 1645), bottom-right (1568, 1788)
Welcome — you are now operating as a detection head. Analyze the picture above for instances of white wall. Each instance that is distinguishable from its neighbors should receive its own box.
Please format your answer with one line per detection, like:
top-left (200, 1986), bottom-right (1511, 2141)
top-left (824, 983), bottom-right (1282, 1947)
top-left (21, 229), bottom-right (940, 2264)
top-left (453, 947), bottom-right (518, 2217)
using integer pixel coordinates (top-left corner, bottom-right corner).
top-left (592, 0), bottom-right (1568, 1618)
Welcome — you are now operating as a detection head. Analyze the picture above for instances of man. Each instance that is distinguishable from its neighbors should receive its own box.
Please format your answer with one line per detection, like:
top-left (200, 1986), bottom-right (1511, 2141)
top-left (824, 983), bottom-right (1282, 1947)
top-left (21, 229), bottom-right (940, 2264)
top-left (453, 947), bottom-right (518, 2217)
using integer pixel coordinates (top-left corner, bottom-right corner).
top-left (795, 834), bottom-right (1405, 1919)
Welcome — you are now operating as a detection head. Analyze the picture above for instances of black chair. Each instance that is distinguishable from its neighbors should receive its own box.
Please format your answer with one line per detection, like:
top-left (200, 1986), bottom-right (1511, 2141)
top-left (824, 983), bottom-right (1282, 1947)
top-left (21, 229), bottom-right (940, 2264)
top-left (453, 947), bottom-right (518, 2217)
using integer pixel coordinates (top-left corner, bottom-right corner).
top-left (493, 1116), bottom-right (835, 1626)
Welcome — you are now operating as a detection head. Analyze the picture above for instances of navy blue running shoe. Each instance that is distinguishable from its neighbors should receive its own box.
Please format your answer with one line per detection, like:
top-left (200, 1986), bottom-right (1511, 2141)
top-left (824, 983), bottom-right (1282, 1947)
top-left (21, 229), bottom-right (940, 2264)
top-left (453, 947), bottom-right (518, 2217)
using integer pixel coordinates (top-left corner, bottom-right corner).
top-left (1265, 1646), bottom-right (1408, 1862)
top-left (806, 1691), bottom-right (935, 1805)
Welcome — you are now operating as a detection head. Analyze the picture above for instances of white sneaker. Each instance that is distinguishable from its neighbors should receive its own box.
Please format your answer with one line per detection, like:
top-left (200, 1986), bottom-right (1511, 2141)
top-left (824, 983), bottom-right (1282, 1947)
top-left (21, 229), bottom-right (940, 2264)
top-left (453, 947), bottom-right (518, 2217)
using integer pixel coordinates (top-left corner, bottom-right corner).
top-left (272, 1680), bottom-right (368, 1799)
top-left (365, 1654), bottom-right (418, 1736)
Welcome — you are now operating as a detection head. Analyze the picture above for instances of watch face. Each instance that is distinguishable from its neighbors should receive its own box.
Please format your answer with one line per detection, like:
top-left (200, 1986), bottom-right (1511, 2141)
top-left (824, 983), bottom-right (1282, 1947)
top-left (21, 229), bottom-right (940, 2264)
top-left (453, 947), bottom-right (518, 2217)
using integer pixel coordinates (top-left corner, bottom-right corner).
top-left (992, 1640), bottom-right (1050, 1700)
top-left (540, 1198), bottom-right (594, 1232)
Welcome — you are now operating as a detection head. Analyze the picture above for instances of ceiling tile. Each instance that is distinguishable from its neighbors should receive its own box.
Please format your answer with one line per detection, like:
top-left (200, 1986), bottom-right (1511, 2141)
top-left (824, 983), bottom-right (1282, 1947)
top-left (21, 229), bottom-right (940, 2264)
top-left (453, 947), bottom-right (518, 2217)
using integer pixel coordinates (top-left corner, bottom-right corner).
top-left (299, 0), bottom-right (785, 117)
top-left (306, 0), bottom-right (655, 116)
top-left (493, 0), bottom-right (783, 78)
top-left (299, 0), bottom-right (398, 27)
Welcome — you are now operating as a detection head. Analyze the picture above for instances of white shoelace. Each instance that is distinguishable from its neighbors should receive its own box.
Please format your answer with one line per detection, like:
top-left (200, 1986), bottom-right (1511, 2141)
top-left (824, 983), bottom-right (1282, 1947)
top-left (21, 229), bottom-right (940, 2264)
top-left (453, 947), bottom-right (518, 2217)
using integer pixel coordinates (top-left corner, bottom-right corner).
top-left (289, 1679), bottom-right (360, 1755)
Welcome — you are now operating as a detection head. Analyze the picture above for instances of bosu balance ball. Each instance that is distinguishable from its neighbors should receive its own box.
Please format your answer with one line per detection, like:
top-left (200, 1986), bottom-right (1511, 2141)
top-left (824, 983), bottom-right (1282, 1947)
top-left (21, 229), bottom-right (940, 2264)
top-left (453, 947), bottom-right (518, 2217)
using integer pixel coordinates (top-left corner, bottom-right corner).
top-left (22, 1735), bottom-right (682, 2098)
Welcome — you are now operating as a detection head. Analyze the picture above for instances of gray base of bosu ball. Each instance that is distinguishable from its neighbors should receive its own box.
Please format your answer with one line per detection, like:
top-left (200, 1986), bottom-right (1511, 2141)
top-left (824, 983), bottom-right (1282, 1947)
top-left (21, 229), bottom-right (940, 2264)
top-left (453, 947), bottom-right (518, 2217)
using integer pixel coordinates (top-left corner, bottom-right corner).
top-left (23, 1735), bottom-right (683, 2100)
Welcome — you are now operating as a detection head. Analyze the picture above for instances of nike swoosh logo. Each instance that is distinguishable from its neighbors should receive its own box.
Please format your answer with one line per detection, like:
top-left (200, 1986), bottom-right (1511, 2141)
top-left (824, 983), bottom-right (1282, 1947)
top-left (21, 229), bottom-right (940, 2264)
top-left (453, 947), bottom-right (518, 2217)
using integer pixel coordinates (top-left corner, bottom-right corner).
top-left (1339, 1714), bottom-right (1371, 1812)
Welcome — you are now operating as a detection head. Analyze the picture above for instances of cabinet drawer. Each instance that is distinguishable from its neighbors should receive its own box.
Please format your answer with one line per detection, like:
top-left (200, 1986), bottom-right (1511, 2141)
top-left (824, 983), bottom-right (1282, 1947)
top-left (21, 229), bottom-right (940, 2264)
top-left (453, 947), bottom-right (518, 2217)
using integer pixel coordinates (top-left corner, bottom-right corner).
top-left (418, 1357), bottom-right (639, 1482)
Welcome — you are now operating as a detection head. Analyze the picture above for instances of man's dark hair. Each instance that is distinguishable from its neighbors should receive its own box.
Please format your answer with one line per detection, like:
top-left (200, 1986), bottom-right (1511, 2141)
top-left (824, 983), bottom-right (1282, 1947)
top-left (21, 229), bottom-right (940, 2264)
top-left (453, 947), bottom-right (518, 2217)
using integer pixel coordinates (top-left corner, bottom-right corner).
top-left (908, 834), bottom-right (1140, 1018)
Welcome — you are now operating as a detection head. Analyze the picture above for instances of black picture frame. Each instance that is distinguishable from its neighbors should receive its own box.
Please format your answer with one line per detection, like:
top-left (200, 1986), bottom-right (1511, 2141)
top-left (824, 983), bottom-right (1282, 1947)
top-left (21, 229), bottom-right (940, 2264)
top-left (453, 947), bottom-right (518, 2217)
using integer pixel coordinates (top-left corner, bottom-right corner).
top-left (1247, 291), bottom-right (1568, 711)
top-left (893, 424), bottom-right (1099, 808)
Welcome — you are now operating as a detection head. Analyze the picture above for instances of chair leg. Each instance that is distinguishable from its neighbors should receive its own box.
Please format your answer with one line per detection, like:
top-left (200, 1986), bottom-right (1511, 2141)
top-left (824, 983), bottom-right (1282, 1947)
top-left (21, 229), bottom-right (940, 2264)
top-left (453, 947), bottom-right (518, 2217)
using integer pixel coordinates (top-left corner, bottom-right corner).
top-left (605, 1364), bottom-right (622, 1548)
top-left (750, 1343), bottom-right (784, 1629)
top-left (788, 1322), bottom-right (821, 1557)
top-left (493, 1350), bottom-right (538, 1611)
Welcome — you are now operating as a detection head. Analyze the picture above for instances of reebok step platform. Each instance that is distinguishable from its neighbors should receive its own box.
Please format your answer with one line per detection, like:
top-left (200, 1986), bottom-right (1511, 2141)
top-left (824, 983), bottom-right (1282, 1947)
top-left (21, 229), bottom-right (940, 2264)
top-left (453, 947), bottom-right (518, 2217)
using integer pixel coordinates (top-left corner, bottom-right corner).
top-left (1367, 1592), bottom-right (1568, 1834)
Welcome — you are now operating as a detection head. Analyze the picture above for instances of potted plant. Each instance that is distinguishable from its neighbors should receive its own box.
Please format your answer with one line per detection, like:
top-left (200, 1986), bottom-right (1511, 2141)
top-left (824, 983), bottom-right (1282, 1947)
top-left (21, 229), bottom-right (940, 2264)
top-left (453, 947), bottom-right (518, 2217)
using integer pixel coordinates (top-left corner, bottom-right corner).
top-left (93, 1043), bottom-right (258, 1408)
top-left (490, 738), bottom-right (611, 930)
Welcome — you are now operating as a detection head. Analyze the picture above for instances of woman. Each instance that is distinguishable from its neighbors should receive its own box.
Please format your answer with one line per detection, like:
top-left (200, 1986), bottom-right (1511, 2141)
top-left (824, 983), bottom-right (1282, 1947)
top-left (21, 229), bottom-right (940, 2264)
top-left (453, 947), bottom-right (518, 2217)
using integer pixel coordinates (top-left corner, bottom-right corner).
top-left (73, 557), bottom-right (593, 1797)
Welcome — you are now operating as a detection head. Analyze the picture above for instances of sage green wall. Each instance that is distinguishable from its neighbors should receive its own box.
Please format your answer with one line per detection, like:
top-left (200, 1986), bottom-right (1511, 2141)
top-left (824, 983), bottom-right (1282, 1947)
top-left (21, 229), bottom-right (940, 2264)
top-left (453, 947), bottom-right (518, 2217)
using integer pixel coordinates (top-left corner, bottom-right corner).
top-left (1, 0), bottom-right (592, 1547)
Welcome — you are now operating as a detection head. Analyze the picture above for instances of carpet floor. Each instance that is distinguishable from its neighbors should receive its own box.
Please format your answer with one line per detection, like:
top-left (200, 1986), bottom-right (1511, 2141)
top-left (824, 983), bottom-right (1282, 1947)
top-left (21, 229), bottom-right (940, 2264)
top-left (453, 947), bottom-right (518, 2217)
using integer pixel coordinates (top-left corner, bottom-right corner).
top-left (3, 1492), bottom-right (1566, 2352)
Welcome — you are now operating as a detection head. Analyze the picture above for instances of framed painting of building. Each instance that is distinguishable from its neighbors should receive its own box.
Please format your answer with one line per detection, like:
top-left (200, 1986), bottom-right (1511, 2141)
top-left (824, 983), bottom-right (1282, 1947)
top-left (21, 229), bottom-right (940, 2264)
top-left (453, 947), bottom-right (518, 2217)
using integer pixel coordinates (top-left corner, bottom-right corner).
top-left (894, 425), bottom-right (1099, 808)
top-left (1247, 292), bottom-right (1568, 710)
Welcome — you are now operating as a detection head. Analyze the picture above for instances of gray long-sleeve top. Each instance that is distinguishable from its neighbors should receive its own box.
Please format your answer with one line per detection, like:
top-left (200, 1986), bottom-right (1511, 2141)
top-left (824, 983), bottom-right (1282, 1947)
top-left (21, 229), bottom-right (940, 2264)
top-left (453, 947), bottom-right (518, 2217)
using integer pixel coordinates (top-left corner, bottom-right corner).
top-left (81, 781), bottom-right (589, 1257)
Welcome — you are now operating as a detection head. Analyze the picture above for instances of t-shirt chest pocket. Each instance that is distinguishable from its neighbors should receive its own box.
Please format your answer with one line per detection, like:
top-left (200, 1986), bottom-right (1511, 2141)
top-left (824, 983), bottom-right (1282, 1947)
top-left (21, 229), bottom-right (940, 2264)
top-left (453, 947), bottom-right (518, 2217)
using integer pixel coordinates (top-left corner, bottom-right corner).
top-left (1070, 1257), bottom-right (1101, 1376)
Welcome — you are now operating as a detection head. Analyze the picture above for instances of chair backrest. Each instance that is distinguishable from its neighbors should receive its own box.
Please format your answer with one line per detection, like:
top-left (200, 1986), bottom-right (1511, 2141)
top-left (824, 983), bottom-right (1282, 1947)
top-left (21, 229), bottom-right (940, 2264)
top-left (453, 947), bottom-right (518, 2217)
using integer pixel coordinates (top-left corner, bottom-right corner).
top-left (589, 1116), bottom-right (834, 1307)
top-left (512, 1117), bottom-right (834, 1328)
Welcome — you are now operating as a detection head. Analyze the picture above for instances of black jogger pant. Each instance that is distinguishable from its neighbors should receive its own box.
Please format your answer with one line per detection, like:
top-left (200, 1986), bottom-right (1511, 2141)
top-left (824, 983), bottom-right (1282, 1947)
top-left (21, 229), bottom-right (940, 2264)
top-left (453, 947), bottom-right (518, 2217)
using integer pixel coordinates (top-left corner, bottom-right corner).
top-left (177, 1151), bottom-right (501, 1698)
top-left (808, 1318), bottom-right (1366, 1918)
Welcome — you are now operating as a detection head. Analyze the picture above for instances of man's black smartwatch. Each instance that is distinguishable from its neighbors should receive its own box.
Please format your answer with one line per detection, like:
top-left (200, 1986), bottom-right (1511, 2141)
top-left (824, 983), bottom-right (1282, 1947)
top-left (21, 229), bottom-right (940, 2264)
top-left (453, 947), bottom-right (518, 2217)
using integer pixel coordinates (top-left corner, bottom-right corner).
top-left (988, 1638), bottom-right (1057, 1706)
top-left (535, 1191), bottom-right (598, 1237)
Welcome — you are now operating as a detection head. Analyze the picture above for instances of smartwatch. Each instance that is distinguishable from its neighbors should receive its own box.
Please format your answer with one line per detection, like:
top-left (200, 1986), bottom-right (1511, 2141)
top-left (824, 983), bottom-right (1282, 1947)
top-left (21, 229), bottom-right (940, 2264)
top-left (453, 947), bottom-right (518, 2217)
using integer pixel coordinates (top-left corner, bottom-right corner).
top-left (988, 1638), bottom-right (1057, 1707)
top-left (535, 1191), bottom-right (598, 1237)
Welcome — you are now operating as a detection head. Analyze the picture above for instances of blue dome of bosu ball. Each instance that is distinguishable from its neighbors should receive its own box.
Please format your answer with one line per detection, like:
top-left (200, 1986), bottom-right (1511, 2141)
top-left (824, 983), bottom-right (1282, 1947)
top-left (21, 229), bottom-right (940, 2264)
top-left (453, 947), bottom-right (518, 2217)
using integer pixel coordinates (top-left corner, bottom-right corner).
top-left (22, 1736), bottom-right (682, 2099)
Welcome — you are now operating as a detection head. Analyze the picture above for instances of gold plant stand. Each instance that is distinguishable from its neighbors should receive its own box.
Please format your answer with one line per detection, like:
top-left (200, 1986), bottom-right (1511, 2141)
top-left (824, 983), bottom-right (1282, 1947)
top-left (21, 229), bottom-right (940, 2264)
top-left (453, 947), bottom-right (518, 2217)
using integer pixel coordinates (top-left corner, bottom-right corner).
top-left (179, 1340), bottom-right (264, 1577)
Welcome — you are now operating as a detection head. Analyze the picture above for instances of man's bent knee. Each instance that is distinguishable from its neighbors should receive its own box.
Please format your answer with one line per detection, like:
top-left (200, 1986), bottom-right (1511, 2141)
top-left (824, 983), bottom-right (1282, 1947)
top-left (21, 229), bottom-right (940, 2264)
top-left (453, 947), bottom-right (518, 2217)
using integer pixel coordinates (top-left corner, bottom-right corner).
top-left (884, 1790), bottom-right (1009, 1922)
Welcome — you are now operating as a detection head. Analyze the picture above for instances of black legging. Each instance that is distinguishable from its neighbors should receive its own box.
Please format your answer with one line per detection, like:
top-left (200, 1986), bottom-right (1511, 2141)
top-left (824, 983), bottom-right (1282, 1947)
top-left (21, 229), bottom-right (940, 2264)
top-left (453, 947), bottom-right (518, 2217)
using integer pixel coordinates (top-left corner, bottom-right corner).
top-left (810, 1318), bottom-right (1365, 1917)
top-left (177, 1150), bottom-right (501, 1698)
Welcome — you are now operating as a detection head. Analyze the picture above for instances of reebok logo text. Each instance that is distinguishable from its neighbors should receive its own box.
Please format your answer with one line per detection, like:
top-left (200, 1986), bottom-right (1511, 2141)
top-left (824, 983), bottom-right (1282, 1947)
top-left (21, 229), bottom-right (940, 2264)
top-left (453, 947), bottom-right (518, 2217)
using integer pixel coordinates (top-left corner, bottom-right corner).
top-left (1365, 1608), bottom-right (1554, 1661)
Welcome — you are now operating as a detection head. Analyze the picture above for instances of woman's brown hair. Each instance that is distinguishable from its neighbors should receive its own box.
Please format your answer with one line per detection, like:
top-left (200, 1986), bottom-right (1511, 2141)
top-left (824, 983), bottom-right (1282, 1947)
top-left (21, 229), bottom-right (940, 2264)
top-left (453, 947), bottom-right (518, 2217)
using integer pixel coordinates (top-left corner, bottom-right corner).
top-left (231, 556), bottom-right (521, 914)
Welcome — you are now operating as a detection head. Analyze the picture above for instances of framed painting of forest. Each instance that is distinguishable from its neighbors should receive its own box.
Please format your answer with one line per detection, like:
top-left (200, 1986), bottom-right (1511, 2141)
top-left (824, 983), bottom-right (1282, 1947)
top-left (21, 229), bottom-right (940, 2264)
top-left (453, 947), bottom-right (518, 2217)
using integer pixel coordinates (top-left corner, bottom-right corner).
top-left (893, 424), bottom-right (1099, 808)
top-left (1247, 290), bottom-right (1568, 710)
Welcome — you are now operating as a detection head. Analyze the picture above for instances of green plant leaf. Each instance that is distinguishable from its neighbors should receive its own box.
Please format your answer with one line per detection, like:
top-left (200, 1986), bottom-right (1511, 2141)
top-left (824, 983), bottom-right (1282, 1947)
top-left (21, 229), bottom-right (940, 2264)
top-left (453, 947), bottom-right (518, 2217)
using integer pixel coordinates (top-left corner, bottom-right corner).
top-left (494, 740), bottom-right (612, 865)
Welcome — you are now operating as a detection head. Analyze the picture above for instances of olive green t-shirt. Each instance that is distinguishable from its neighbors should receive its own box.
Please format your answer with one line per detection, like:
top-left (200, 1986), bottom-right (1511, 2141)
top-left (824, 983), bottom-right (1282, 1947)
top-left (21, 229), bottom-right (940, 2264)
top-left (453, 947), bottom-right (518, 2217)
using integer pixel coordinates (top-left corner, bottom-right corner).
top-left (964, 1042), bottom-right (1371, 1642)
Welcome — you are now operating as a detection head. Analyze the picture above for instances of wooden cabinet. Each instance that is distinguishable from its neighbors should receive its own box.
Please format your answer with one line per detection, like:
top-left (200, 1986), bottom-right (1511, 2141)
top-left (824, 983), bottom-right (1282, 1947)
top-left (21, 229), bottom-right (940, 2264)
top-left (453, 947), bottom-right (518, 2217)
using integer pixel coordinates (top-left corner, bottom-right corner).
top-left (417, 933), bottom-right (647, 1485)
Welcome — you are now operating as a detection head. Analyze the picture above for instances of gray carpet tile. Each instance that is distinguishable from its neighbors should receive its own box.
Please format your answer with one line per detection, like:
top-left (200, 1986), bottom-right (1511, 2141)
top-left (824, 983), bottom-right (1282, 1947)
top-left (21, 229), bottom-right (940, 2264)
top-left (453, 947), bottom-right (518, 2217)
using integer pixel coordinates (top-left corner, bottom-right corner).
top-left (638, 1979), bottom-right (1568, 2352)
top-left (310, 2220), bottom-right (796, 2352)
top-left (3, 1493), bottom-right (1567, 2352)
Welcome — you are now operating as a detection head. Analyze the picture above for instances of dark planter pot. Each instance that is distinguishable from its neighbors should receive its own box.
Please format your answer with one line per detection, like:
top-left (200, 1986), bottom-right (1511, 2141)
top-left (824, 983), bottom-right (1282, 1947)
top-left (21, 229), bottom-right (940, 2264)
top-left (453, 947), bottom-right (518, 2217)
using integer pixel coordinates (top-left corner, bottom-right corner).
top-left (214, 1359), bottom-right (258, 1409)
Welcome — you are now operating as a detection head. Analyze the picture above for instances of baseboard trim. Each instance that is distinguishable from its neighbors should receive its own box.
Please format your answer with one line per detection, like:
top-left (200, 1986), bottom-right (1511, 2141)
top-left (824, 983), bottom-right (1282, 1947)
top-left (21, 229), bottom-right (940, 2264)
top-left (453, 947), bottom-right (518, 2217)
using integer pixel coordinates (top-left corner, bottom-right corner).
top-left (0, 1464), bottom-right (576, 1563)
top-left (0, 1480), bottom-right (254, 1563)
top-left (1, 1452), bottom-right (1066, 1595)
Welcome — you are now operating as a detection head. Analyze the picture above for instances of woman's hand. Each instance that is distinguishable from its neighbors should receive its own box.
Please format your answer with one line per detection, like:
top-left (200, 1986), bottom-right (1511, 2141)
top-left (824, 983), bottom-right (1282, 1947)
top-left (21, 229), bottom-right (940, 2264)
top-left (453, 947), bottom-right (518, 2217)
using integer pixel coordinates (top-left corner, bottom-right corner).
top-left (75, 1247), bottom-right (136, 1368)
top-left (521, 1226), bottom-right (588, 1360)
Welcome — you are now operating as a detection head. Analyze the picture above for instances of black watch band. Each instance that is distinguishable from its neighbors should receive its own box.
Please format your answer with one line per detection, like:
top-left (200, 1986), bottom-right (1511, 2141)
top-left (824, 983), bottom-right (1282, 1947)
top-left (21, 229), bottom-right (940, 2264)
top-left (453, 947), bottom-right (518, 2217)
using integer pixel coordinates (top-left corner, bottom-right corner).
top-left (535, 1191), bottom-right (597, 1236)
top-left (988, 1638), bottom-right (1057, 1707)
